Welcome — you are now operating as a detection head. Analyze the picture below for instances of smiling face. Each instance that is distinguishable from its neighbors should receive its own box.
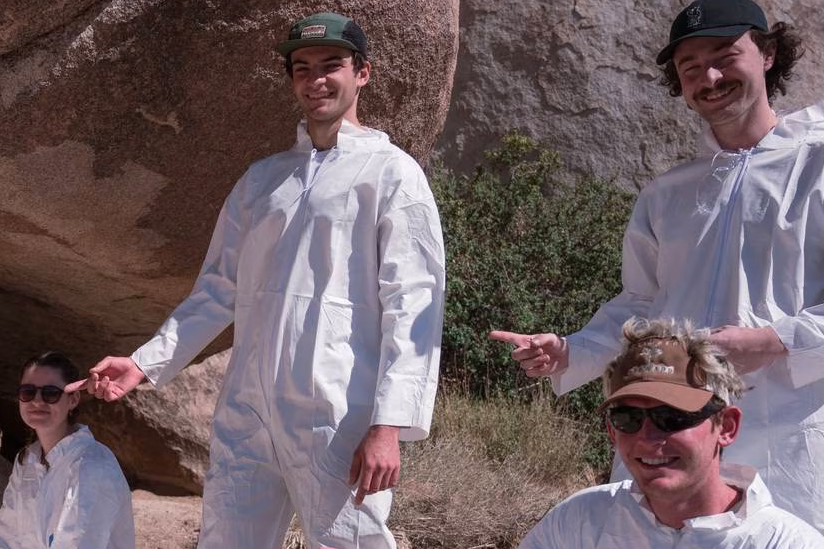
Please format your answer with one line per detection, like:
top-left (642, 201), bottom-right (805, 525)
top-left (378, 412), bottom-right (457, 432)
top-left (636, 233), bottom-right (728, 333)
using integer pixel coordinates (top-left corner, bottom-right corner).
top-left (607, 396), bottom-right (741, 517)
top-left (289, 45), bottom-right (370, 132)
top-left (19, 364), bottom-right (79, 439)
top-left (673, 31), bottom-right (775, 141)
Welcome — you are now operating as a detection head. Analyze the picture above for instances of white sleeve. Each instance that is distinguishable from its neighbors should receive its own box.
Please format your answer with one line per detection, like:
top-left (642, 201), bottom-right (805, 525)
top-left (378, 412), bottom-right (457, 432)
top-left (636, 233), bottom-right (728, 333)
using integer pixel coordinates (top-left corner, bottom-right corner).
top-left (551, 189), bottom-right (657, 394)
top-left (370, 158), bottom-right (446, 442)
top-left (771, 306), bottom-right (824, 388)
top-left (131, 174), bottom-right (249, 388)
top-left (51, 454), bottom-right (134, 549)
top-left (0, 460), bottom-right (23, 549)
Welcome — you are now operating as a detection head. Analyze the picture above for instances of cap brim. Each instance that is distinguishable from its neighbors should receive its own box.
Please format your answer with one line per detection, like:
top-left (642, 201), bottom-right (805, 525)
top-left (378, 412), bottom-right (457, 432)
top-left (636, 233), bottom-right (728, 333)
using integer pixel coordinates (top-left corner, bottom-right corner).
top-left (599, 381), bottom-right (714, 412)
top-left (276, 38), bottom-right (359, 57)
top-left (655, 24), bottom-right (753, 64)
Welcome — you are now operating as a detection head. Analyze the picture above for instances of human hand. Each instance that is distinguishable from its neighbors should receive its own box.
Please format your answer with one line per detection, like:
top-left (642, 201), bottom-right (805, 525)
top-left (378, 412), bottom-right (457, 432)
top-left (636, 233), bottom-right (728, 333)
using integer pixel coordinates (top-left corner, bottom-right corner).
top-left (488, 330), bottom-right (569, 377)
top-left (348, 425), bottom-right (400, 505)
top-left (63, 356), bottom-right (146, 401)
top-left (709, 325), bottom-right (787, 375)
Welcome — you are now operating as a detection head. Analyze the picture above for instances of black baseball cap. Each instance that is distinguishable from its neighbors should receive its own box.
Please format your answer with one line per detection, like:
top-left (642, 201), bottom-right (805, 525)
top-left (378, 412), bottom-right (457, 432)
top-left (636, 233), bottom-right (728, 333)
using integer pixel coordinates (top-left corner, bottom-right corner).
top-left (656, 0), bottom-right (768, 64)
top-left (276, 12), bottom-right (368, 59)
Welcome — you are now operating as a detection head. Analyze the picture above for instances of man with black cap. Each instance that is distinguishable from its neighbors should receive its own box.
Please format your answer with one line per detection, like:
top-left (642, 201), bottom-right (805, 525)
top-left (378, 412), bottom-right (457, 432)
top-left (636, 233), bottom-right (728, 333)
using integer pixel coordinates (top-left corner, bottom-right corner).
top-left (492, 0), bottom-right (824, 534)
top-left (517, 318), bottom-right (824, 548)
top-left (69, 11), bottom-right (445, 548)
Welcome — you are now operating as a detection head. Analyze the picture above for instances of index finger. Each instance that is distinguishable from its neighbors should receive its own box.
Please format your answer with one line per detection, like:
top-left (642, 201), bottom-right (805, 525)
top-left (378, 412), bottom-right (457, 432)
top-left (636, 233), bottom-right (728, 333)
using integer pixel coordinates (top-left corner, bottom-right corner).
top-left (488, 330), bottom-right (531, 348)
top-left (63, 378), bottom-right (90, 394)
top-left (355, 471), bottom-right (372, 506)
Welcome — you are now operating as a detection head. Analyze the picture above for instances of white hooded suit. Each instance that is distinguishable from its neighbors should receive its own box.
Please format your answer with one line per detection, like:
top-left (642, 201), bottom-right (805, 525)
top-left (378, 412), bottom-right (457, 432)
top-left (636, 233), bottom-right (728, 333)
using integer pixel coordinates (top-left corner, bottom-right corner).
top-left (517, 464), bottom-right (824, 548)
top-left (131, 120), bottom-right (445, 548)
top-left (0, 425), bottom-right (134, 549)
top-left (554, 103), bottom-right (824, 532)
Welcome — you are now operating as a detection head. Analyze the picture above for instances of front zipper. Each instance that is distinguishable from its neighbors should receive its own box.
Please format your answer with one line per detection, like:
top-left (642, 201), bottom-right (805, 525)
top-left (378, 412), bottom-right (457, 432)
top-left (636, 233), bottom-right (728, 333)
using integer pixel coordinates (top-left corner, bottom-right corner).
top-left (703, 149), bottom-right (752, 325)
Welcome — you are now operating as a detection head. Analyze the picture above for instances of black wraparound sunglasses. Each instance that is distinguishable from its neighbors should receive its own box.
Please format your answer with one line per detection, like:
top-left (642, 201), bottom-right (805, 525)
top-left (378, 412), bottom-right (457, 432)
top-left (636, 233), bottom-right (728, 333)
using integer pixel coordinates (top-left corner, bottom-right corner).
top-left (606, 400), bottom-right (725, 434)
top-left (17, 384), bottom-right (65, 404)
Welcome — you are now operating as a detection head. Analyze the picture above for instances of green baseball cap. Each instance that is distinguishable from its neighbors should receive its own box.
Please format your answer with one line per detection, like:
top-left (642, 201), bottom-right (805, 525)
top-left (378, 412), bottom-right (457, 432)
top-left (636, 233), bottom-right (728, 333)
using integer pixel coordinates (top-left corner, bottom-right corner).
top-left (276, 12), bottom-right (368, 59)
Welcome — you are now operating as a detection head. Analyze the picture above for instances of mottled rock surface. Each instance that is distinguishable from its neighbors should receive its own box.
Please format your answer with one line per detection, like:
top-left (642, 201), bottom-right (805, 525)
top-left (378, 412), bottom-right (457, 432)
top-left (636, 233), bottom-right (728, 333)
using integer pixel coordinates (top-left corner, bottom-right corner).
top-left (7, 0), bottom-right (819, 497)
top-left (0, 0), bottom-right (459, 491)
top-left (434, 0), bottom-right (824, 188)
top-left (85, 348), bottom-right (228, 494)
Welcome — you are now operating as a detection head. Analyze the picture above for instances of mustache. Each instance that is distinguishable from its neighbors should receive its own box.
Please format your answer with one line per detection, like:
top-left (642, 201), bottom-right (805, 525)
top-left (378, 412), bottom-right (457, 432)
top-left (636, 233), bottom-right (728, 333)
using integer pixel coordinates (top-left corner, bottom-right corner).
top-left (694, 81), bottom-right (736, 101)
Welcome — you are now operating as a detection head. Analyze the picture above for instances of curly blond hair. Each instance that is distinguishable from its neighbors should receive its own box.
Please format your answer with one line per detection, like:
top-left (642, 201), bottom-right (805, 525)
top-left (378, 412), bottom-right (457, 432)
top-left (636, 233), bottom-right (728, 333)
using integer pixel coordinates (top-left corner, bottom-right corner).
top-left (603, 317), bottom-right (747, 405)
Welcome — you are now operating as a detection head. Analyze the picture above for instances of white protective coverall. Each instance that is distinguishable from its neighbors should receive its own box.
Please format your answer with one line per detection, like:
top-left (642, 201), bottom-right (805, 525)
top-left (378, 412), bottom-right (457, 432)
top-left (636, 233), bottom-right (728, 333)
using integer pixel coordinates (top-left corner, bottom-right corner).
top-left (130, 120), bottom-right (445, 548)
top-left (0, 424), bottom-right (134, 549)
top-left (553, 103), bottom-right (824, 531)
top-left (517, 464), bottom-right (824, 548)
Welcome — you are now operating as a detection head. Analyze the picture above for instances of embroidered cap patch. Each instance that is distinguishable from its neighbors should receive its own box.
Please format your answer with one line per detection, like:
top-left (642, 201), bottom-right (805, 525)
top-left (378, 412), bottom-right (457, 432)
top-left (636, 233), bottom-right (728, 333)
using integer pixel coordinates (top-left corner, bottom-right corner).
top-left (686, 5), bottom-right (703, 29)
top-left (300, 25), bottom-right (327, 39)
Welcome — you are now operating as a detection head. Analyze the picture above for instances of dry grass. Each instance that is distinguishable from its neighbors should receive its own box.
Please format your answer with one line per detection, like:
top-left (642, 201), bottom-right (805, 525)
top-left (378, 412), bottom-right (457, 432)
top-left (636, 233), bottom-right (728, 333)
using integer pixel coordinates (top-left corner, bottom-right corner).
top-left (389, 393), bottom-right (603, 548)
top-left (283, 519), bottom-right (306, 549)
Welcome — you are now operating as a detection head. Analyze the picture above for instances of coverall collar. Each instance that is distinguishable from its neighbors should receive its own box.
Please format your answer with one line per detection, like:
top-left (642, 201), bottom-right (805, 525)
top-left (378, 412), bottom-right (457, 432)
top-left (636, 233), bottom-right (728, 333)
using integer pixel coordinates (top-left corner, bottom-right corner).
top-left (293, 118), bottom-right (389, 153)
top-left (23, 424), bottom-right (91, 468)
top-left (700, 101), bottom-right (824, 155)
top-left (630, 463), bottom-right (769, 532)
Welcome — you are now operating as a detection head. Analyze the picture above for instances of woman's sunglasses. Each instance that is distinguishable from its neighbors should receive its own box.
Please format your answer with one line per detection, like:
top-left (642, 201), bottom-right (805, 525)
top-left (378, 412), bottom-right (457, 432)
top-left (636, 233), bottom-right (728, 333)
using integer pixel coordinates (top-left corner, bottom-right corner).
top-left (606, 400), bottom-right (725, 434)
top-left (17, 384), bottom-right (65, 404)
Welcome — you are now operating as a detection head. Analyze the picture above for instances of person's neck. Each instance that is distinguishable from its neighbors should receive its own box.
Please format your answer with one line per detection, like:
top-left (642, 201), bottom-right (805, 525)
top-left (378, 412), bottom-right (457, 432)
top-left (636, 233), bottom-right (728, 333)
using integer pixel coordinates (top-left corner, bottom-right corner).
top-left (711, 101), bottom-right (778, 151)
top-left (37, 423), bottom-right (74, 457)
top-left (307, 115), bottom-right (362, 151)
top-left (646, 478), bottom-right (741, 529)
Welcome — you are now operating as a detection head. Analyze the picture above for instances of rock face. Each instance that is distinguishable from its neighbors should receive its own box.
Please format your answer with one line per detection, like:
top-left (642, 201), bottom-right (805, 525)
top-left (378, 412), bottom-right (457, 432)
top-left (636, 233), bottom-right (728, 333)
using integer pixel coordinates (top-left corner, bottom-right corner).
top-left (83, 349), bottom-right (229, 494)
top-left (0, 0), bottom-right (459, 491)
top-left (7, 0), bottom-right (821, 496)
top-left (434, 0), bottom-right (824, 188)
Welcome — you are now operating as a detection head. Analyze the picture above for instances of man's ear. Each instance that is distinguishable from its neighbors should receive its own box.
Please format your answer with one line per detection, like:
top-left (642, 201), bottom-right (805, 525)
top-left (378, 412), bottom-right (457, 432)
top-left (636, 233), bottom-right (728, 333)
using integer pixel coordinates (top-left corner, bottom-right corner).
top-left (762, 41), bottom-right (777, 72)
top-left (606, 419), bottom-right (617, 446)
top-left (717, 406), bottom-right (742, 448)
top-left (356, 60), bottom-right (371, 88)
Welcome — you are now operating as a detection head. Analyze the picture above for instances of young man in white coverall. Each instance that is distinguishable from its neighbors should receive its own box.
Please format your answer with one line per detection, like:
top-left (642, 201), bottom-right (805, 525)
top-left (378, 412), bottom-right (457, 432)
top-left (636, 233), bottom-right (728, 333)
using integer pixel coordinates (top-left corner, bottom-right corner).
top-left (517, 318), bottom-right (824, 548)
top-left (491, 0), bottom-right (824, 534)
top-left (67, 12), bottom-right (445, 549)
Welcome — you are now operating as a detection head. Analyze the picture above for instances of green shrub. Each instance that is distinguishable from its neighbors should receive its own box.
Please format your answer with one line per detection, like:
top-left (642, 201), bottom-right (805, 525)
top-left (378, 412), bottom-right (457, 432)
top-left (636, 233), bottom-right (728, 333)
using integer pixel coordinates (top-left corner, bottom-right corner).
top-left (431, 133), bottom-right (633, 395)
top-left (429, 133), bottom-right (634, 469)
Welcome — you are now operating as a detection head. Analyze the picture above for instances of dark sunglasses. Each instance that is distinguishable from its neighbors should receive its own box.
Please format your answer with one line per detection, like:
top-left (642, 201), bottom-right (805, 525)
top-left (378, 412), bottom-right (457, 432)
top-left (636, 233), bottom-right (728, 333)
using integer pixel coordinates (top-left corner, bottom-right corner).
top-left (17, 384), bottom-right (65, 404)
top-left (606, 400), bottom-right (724, 434)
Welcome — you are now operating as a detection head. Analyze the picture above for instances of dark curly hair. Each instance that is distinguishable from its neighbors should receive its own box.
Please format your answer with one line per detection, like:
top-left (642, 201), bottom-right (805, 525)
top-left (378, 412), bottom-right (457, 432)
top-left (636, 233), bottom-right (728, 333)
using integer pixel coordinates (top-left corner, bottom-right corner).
top-left (659, 22), bottom-right (805, 103)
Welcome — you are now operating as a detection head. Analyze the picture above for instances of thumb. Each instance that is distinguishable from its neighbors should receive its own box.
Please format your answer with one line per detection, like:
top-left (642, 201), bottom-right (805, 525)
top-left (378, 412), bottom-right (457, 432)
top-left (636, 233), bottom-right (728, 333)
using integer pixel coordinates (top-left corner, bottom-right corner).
top-left (531, 333), bottom-right (565, 352)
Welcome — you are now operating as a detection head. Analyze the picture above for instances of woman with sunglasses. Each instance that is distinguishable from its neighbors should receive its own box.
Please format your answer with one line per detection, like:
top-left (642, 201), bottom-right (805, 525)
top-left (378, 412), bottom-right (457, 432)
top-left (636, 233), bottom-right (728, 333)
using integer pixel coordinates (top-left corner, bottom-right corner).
top-left (0, 352), bottom-right (135, 548)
